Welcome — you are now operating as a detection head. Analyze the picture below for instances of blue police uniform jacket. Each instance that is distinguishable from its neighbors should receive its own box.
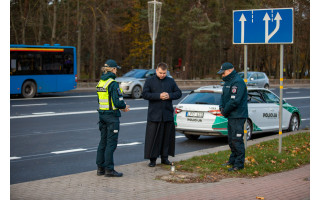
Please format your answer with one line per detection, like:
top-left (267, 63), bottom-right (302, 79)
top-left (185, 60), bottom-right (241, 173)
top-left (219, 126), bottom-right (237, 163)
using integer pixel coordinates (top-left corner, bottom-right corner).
top-left (219, 70), bottom-right (248, 119)
top-left (142, 75), bottom-right (182, 122)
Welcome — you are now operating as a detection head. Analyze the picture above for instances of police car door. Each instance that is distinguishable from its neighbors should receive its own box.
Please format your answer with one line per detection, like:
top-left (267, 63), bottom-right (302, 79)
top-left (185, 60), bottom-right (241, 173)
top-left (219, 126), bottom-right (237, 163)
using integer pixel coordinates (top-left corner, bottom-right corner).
top-left (247, 90), bottom-right (271, 131)
top-left (260, 90), bottom-right (281, 130)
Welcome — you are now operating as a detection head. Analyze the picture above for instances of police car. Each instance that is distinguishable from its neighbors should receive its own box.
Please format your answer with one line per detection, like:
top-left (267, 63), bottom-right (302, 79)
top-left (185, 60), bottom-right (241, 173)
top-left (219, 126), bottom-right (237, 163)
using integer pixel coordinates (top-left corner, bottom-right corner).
top-left (174, 85), bottom-right (301, 140)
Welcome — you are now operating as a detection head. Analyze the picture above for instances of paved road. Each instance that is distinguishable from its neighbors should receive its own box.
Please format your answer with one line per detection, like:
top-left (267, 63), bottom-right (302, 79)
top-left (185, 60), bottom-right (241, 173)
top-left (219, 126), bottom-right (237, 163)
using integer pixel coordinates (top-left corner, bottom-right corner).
top-left (10, 87), bottom-right (310, 184)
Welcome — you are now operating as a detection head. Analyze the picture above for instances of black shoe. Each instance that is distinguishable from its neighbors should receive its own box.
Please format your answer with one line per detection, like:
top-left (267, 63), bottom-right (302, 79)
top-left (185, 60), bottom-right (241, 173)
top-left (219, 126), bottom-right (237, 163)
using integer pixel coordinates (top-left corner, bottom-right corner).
top-left (228, 167), bottom-right (243, 172)
top-left (105, 170), bottom-right (123, 177)
top-left (222, 162), bottom-right (234, 167)
top-left (97, 167), bottom-right (105, 176)
top-left (148, 160), bottom-right (156, 167)
top-left (161, 159), bottom-right (172, 165)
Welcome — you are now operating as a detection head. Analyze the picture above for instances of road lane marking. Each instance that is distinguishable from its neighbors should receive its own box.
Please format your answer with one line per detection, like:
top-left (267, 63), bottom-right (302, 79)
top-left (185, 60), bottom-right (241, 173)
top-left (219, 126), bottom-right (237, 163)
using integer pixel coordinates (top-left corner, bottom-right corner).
top-left (284, 96), bottom-right (310, 100)
top-left (285, 92), bottom-right (300, 94)
top-left (10, 157), bottom-right (21, 160)
top-left (51, 148), bottom-right (87, 154)
top-left (301, 118), bottom-right (309, 121)
top-left (11, 110), bottom-right (97, 119)
top-left (32, 112), bottom-right (55, 115)
top-left (118, 142), bottom-right (142, 147)
top-left (10, 106), bottom-right (151, 119)
top-left (121, 121), bottom-right (146, 126)
top-left (12, 103), bottom-right (48, 107)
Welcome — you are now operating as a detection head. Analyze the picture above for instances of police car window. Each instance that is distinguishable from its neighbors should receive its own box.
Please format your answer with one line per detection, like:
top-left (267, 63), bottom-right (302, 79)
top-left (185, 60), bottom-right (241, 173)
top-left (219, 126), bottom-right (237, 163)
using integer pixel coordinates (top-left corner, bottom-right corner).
top-left (247, 91), bottom-right (264, 103)
top-left (261, 91), bottom-right (279, 103)
top-left (181, 92), bottom-right (221, 105)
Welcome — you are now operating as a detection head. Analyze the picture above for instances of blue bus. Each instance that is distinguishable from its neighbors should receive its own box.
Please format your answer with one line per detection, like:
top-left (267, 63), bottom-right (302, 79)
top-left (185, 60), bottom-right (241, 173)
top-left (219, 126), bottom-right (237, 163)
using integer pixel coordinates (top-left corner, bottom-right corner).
top-left (10, 44), bottom-right (77, 98)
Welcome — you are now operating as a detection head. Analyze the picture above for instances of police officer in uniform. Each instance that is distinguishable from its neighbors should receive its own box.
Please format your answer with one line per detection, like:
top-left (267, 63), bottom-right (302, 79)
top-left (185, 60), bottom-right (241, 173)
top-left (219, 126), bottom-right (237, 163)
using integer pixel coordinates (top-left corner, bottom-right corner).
top-left (218, 62), bottom-right (248, 171)
top-left (96, 59), bottom-right (130, 177)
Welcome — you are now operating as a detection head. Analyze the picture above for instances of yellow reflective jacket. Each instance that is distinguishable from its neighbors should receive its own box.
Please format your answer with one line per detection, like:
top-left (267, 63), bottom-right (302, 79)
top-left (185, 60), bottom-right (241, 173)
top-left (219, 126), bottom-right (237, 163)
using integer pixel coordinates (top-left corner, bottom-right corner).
top-left (96, 78), bottom-right (117, 110)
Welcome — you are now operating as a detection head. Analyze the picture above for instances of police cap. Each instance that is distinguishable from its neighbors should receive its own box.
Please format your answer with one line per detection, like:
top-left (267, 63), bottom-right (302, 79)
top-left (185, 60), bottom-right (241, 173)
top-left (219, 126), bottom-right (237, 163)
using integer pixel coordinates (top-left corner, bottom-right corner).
top-left (105, 59), bottom-right (121, 69)
top-left (217, 62), bottom-right (234, 74)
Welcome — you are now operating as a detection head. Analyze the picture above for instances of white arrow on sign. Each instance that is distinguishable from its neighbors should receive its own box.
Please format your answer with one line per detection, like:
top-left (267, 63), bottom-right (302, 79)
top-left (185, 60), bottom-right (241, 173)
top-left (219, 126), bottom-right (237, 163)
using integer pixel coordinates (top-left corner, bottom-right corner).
top-left (239, 14), bottom-right (247, 43)
top-left (264, 12), bottom-right (282, 43)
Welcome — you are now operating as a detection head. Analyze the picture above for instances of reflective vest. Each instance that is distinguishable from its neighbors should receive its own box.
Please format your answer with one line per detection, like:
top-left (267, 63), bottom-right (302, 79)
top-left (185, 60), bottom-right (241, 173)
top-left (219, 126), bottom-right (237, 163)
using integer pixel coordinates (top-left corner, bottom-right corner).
top-left (96, 78), bottom-right (117, 110)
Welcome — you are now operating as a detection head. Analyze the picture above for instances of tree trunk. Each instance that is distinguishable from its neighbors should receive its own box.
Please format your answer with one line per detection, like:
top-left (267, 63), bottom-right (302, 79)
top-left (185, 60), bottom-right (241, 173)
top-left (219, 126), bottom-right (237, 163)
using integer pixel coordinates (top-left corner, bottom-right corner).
top-left (51, 0), bottom-right (57, 45)
top-left (37, 0), bottom-right (44, 45)
top-left (90, 1), bottom-right (97, 80)
top-left (77, 0), bottom-right (82, 80)
top-left (19, 0), bottom-right (29, 44)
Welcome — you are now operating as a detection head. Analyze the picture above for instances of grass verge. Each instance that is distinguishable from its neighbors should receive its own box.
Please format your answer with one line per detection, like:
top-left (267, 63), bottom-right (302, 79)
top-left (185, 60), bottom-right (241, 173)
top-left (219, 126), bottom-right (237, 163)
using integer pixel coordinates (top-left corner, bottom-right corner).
top-left (160, 132), bottom-right (310, 183)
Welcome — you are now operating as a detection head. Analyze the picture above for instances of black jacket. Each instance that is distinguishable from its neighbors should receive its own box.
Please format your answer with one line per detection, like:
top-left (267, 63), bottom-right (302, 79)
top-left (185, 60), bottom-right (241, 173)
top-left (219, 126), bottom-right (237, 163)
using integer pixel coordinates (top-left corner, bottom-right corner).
top-left (142, 75), bottom-right (182, 122)
top-left (219, 70), bottom-right (248, 119)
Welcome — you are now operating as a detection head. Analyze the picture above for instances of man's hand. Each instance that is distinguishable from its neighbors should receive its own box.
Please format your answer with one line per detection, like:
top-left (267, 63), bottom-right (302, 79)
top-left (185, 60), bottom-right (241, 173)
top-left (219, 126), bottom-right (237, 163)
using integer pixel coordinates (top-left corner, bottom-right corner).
top-left (160, 92), bottom-right (169, 100)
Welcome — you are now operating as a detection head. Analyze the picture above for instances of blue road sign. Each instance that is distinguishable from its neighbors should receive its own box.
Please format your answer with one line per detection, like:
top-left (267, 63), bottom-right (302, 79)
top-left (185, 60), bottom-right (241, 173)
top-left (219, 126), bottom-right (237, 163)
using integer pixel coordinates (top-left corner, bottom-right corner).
top-left (233, 8), bottom-right (294, 44)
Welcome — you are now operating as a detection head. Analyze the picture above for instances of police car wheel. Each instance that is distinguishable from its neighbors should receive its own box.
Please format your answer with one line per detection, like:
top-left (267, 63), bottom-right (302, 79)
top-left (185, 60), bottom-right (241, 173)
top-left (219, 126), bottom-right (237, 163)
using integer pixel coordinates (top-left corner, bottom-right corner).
top-left (288, 113), bottom-right (299, 132)
top-left (246, 119), bottom-right (253, 141)
top-left (131, 86), bottom-right (142, 99)
top-left (264, 84), bottom-right (269, 89)
top-left (185, 134), bottom-right (200, 140)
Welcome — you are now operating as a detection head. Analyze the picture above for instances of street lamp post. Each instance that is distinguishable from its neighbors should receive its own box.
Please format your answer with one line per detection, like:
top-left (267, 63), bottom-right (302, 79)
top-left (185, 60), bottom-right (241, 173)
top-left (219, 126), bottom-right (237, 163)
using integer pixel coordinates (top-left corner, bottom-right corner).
top-left (148, 0), bottom-right (162, 69)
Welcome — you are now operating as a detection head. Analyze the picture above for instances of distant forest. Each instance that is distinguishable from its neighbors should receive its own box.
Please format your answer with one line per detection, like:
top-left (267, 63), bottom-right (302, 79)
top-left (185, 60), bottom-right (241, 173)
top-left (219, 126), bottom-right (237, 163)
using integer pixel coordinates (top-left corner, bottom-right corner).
top-left (10, 0), bottom-right (310, 80)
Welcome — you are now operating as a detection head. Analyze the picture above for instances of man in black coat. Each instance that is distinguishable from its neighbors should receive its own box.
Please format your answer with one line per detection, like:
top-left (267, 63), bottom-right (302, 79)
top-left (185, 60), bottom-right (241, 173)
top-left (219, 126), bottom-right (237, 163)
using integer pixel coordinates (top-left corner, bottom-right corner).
top-left (142, 62), bottom-right (182, 167)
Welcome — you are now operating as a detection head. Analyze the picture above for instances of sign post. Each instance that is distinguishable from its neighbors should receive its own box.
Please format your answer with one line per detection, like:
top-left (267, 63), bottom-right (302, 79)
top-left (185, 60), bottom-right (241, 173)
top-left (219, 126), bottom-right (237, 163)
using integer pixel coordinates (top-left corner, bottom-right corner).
top-left (233, 8), bottom-right (294, 153)
top-left (279, 44), bottom-right (284, 153)
top-left (244, 44), bottom-right (248, 148)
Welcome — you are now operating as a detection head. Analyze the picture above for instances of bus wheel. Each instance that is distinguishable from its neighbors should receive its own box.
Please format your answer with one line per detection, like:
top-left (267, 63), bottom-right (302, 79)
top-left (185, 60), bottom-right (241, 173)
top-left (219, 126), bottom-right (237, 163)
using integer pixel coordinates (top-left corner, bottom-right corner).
top-left (22, 81), bottom-right (36, 98)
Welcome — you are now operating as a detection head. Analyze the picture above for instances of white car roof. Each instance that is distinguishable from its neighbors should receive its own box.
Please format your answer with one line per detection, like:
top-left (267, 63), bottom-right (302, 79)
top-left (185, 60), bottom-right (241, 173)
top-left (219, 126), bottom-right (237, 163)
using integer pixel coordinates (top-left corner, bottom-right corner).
top-left (193, 85), bottom-right (223, 93)
top-left (193, 85), bottom-right (270, 93)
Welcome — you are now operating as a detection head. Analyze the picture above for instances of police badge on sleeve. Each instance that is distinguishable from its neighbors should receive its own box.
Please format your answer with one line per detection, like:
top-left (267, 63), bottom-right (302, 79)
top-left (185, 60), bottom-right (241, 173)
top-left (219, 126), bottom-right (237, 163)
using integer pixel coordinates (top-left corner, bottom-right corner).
top-left (231, 86), bottom-right (238, 94)
top-left (117, 88), bottom-right (123, 96)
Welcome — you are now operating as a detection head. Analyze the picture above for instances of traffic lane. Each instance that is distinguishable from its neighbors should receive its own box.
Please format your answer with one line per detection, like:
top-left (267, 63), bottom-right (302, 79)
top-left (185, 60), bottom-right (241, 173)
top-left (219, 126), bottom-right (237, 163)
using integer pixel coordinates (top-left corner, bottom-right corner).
top-left (10, 133), bottom-right (231, 184)
top-left (10, 106), bottom-right (149, 137)
top-left (10, 111), bottom-right (148, 156)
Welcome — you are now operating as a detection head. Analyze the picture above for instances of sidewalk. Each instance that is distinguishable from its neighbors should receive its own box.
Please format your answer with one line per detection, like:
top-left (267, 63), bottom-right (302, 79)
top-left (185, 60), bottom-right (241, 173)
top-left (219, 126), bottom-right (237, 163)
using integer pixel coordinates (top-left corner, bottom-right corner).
top-left (11, 131), bottom-right (310, 200)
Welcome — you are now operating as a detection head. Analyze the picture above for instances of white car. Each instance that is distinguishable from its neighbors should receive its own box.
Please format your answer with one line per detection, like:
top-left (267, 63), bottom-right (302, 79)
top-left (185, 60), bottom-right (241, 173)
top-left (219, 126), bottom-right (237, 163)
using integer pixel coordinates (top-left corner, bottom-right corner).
top-left (174, 85), bottom-right (301, 140)
top-left (116, 69), bottom-right (172, 99)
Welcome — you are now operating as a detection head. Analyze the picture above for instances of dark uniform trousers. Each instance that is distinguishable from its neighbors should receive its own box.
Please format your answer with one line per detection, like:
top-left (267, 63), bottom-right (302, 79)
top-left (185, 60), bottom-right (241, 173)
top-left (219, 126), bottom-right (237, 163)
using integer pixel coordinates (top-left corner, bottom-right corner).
top-left (227, 118), bottom-right (246, 169)
top-left (96, 113), bottom-right (120, 171)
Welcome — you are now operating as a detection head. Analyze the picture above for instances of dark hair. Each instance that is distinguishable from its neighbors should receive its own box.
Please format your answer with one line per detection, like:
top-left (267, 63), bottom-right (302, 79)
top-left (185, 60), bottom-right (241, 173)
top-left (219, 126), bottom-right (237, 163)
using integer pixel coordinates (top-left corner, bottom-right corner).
top-left (157, 62), bottom-right (168, 70)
